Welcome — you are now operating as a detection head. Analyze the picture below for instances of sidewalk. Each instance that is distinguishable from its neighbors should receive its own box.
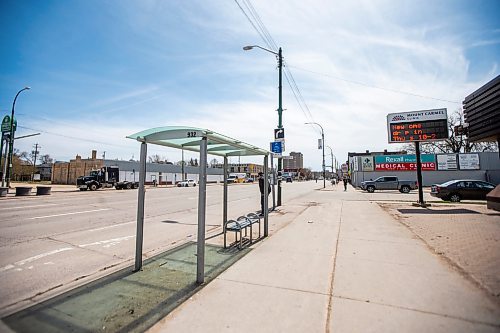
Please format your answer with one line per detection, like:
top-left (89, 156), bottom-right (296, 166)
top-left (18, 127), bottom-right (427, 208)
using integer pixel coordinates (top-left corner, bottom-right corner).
top-left (148, 188), bottom-right (500, 332)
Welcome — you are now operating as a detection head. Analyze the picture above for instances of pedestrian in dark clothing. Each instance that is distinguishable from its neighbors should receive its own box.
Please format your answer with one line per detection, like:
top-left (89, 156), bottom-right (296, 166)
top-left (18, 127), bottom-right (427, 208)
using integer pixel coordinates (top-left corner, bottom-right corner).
top-left (343, 177), bottom-right (348, 191)
top-left (258, 172), bottom-right (271, 215)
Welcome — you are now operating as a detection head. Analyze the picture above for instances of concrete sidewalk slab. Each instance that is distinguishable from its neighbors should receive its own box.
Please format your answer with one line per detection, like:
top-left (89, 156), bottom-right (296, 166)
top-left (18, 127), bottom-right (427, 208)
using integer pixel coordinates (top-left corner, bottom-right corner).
top-left (331, 200), bottom-right (500, 331)
top-left (149, 190), bottom-right (500, 333)
top-left (332, 297), bottom-right (499, 333)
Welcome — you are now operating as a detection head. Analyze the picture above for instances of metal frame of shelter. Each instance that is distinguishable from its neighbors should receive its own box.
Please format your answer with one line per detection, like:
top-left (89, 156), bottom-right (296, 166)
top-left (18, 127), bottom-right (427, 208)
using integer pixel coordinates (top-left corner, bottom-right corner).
top-left (127, 126), bottom-right (270, 284)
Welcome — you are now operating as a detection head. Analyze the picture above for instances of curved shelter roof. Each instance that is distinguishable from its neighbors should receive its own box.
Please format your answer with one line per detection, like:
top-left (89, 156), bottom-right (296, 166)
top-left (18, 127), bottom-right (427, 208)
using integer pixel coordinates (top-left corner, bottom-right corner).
top-left (127, 126), bottom-right (269, 157)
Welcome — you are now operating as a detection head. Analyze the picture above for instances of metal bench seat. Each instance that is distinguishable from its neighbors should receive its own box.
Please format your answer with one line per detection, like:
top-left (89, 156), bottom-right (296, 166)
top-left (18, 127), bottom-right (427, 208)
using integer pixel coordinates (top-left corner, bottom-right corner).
top-left (224, 214), bottom-right (262, 249)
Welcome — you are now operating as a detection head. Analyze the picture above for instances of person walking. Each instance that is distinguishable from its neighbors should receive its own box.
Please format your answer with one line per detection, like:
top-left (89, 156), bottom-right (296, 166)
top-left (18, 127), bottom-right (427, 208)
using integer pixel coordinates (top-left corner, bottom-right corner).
top-left (258, 172), bottom-right (271, 216)
top-left (343, 176), bottom-right (348, 191)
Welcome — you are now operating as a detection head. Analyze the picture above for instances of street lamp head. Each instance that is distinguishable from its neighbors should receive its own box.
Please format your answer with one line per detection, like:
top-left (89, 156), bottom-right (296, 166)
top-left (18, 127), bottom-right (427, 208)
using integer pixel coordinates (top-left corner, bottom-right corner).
top-left (25, 86), bottom-right (31, 90)
top-left (243, 46), bottom-right (254, 51)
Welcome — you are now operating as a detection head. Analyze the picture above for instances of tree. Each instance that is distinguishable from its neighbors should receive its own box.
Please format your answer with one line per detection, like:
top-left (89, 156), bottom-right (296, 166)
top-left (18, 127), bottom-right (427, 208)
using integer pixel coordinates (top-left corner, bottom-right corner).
top-left (209, 158), bottom-right (219, 168)
top-left (403, 109), bottom-right (498, 154)
top-left (39, 154), bottom-right (53, 164)
top-left (188, 158), bottom-right (199, 166)
top-left (11, 149), bottom-right (34, 181)
top-left (299, 167), bottom-right (312, 180)
top-left (148, 154), bottom-right (169, 163)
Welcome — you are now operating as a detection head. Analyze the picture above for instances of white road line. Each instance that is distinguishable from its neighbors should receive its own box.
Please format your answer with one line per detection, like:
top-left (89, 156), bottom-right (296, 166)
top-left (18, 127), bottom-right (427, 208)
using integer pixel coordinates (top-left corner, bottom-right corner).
top-left (87, 221), bottom-right (135, 232)
top-left (0, 203), bottom-right (58, 211)
top-left (79, 235), bottom-right (135, 248)
top-left (14, 247), bottom-right (74, 266)
top-left (28, 208), bottom-right (110, 220)
top-left (0, 264), bottom-right (15, 272)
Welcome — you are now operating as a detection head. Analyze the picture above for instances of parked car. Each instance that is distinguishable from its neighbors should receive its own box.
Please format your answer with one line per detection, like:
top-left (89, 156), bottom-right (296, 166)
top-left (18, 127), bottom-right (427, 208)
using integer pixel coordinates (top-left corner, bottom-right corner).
top-left (177, 179), bottom-right (197, 187)
top-left (286, 177), bottom-right (293, 183)
top-left (430, 179), bottom-right (495, 202)
top-left (244, 178), bottom-right (254, 183)
top-left (361, 176), bottom-right (418, 193)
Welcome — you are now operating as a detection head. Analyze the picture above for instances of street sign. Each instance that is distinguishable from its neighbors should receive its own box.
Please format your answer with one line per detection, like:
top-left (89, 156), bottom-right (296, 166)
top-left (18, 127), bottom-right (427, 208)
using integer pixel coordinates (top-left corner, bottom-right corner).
top-left (387, 108), bottom-right (448, 143)
top-left (274, 128), bottom-right (285, 141)
top-left (270, 141), bottom-right (282, 156)
top-left (1, 115), bottom-right (16, 133)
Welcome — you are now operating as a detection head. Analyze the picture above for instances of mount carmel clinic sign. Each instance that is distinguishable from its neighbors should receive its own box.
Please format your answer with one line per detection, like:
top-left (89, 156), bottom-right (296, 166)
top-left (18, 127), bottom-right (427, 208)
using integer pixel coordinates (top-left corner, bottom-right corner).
top-left (374, 154), bottom-right (436, 171)
top-left (387, 109), bottom-right (448, 143)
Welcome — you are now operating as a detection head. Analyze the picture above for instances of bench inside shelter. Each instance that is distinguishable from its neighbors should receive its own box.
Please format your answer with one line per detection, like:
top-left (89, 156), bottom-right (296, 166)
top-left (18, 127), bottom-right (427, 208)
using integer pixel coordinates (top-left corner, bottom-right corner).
top-left (224, 213), bottom-right (262, 249)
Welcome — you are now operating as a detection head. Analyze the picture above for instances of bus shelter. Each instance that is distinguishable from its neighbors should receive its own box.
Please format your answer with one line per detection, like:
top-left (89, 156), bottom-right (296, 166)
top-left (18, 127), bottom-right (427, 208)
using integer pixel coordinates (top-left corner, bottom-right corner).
top-left (127, 126), bottom-right (270, 283)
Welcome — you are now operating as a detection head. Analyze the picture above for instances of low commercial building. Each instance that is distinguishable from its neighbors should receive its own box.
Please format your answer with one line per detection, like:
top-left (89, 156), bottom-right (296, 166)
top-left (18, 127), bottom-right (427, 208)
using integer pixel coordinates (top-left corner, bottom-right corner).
top-left (52, 150), bottom-right (224, 185)
top-left (348, 151), bottom-right (500, 187)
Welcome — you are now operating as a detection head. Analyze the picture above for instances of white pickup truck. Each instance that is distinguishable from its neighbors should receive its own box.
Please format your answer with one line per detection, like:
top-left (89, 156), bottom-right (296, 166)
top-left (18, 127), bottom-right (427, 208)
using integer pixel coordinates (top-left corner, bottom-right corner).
top-left (177, 179), bottom-right (197, 187)
top-left (361, 176), bottom-right (418, 193)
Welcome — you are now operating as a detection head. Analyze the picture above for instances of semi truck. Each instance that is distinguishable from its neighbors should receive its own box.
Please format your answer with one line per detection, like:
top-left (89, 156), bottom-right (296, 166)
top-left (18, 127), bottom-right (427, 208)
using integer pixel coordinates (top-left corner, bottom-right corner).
top-left (76, 166), bottom-right (139, 191)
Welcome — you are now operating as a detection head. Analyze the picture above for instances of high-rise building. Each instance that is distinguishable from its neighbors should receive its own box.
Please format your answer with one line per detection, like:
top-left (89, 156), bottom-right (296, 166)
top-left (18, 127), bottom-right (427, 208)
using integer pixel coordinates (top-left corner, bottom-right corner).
top-left (283, 152), bottom-right (303, 172)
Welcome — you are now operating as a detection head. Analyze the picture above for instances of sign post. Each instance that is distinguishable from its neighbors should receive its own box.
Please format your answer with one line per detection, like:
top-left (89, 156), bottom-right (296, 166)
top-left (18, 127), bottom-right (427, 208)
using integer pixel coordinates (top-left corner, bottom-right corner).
top-left (1, 116), bottom-right (16, 186)
top-left (387, 108), bottom-right (448, 207)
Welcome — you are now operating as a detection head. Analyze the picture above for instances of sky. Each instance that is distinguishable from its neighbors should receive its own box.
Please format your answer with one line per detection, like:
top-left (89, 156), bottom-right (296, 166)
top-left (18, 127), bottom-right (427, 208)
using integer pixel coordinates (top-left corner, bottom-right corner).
top-left (0, 0), bottom-right (499, 171)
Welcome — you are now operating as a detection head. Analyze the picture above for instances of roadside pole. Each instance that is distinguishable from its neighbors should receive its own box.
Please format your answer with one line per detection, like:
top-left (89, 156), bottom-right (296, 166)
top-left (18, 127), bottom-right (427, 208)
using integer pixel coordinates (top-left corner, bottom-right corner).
top-left (270, 153), bottom-right (276, 210)
top-left (415, 141), bottom-right (425, 206)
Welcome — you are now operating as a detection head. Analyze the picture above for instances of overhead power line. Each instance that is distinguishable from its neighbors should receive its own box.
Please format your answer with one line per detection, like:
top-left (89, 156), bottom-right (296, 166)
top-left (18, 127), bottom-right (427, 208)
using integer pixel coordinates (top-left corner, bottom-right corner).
top-left (287, 65), bottom-right (461, 104)
top-left (235, 0), bottom-right (461, 130)
top-left (235, 0), bottom-right (317, 129)
top-left (18, 126), bottom-right (132, 149)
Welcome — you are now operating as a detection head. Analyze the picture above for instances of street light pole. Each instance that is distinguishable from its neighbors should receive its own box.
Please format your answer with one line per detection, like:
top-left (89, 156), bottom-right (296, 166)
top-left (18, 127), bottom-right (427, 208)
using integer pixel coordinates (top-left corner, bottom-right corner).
top-left (326, 145), bottom-right (334, 176)
top-left (305, 122), bottom-right (325, 188)
top-left (6, 87), bottom-right (30, 188)
top-left (243, 45), bottom-right (284, 206)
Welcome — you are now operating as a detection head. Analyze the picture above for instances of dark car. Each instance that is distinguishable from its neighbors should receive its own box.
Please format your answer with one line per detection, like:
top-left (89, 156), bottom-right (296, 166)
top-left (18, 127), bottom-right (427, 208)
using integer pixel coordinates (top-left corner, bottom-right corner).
top-left (430, 180), bottom-right (495, 202)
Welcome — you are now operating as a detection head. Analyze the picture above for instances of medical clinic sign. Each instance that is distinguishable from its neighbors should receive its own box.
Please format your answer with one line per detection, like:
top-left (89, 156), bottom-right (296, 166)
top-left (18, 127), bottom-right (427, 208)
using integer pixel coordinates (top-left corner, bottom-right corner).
top-left (375, 155), bottom-right (436, 171)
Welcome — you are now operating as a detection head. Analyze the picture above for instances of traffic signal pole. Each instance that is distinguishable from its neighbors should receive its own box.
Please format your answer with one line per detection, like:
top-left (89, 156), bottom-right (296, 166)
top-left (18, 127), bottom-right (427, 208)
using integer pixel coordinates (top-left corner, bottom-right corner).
top-left (277, 47), bottom-right (283, 206)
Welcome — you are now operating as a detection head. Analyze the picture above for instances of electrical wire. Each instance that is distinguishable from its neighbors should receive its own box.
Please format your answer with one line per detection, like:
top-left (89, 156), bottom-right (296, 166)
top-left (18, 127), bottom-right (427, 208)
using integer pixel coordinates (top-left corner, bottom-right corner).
top-left (18, 126), bottom-right (132, 149)
top-left (287, 65), bottom-right (461, 104)
top-left (235, 0), bottom-right (317, 130)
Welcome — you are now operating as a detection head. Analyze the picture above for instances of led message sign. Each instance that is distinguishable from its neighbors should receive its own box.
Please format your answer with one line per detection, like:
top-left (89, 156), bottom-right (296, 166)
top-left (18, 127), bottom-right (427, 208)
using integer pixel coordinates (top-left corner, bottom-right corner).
top-left (387, 109), bottom-right (449, 143)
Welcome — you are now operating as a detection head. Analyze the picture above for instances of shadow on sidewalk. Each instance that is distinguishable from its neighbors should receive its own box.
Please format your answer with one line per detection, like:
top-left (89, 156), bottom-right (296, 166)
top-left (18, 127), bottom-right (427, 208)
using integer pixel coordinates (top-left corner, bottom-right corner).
top-left (2, 242), bottom-right (250, 333)
top-left (397, 208), bottom-right (481, 215)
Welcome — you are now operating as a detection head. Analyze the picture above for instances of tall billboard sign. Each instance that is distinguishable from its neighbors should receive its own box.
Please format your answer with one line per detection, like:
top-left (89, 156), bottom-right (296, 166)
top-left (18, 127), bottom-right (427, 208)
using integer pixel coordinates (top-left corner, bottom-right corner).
top-left (387, 109), bottom-right (448, 143)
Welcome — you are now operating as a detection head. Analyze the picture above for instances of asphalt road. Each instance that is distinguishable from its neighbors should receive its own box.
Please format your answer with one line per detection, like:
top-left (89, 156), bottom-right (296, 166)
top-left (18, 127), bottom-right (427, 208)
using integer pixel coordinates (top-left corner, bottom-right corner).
top-left (0, 181), bottom-right (315, 316)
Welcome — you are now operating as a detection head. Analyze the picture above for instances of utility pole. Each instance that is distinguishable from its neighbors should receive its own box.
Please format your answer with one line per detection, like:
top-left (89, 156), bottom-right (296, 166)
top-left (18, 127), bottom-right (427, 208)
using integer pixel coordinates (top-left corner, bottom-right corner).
top-left (32, 143), bottom-right (40, 179)
top-left (277, 47), bottom-right (283, 206)
top-left (243, 45), bottom-right (284, 205)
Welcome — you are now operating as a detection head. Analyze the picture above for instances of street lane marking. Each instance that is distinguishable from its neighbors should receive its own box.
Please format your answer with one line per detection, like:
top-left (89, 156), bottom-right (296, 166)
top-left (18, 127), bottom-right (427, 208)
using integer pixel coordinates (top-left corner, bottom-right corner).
top-left (0, 203), bottom-right (58, 211)
top-left (28, 208), bottom-right (110, 220)
top-left (1, 247), bottom-right (75, 273)
top-left (79, 235), bottom-right (135, 248)
top-left (87, 221), bottom-right (135, 232)
top-left (0, 264), bottom-right (15, 272)
top-left (14, 247), bottom-right (74, 266)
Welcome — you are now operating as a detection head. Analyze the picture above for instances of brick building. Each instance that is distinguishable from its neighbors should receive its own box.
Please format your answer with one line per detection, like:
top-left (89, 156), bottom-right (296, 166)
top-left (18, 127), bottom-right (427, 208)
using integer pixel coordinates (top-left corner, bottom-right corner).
top-left (52, 150), bottom-right (104, 185)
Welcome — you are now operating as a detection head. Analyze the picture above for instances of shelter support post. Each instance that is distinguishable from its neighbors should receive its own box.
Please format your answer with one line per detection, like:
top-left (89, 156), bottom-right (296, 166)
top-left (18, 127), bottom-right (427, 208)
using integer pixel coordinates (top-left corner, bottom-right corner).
top-left (264, 154), bottom-right (269, 237)
top-left (223, 156), bottom-right (228, 226)
top-left (134, 141), bottom-right (147, 271)
top-left (196, 136), bottom-right (208, 284)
